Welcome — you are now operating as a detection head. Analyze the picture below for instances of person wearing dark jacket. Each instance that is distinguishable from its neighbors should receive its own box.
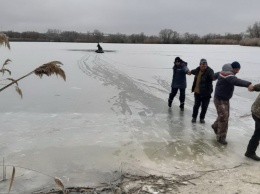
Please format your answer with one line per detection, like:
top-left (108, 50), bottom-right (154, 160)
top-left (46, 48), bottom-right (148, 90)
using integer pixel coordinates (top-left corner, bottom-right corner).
top-left (212, 62), bottom-right (253, 144)
top-left (189, 59), bottom-right (214, 123)
top-left (168, 57), bottom-right (189, 111)
top-left (245, 83), bottom-right (260, 161)
top-left (97, 43), bottom-right (103, 51)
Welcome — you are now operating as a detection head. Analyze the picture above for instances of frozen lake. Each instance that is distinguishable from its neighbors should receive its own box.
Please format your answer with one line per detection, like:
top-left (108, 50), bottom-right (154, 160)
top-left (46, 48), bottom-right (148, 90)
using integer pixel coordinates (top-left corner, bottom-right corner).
top-left (1, 42), bottom-right (260, 193)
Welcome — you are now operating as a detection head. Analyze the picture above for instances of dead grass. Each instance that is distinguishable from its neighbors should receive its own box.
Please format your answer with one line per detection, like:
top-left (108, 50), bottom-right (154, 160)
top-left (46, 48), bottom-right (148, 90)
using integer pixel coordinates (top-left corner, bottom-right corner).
top-left (0, 33), bottom-right (66, 97)
top-left (240, 38), bottom-right (260, 46)
top-left (0, 33), bottom-right (10, 49)
top-left (34, 61), bottom-right (66, 81)
top-left (33, 173), bottom-right (183, 194)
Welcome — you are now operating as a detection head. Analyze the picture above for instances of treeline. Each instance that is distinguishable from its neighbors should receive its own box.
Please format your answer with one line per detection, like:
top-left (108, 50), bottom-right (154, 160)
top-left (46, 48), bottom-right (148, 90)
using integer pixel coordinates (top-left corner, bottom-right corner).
top-left (2, 21), bottom-right (260, 46)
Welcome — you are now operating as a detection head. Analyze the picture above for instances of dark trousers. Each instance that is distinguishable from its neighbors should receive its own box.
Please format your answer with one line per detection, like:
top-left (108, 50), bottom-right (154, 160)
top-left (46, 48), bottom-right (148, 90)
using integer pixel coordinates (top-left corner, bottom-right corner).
top-left (246, 114), bottom-right (260, 155)
top-left (169, 88), bottom-right (185, 106)
top-left (192, 93), bottom-right (210, 120)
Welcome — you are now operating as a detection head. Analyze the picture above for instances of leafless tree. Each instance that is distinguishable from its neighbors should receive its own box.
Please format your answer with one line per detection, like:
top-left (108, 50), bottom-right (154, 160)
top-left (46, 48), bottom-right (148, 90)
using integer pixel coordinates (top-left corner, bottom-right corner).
top-left (93, 29), bottom-right (104, 42)
top-left (159, 29), bottom-right (180, 44)
top-left (182, 33), bottom-right (200, 44)
top-left (60, 31), bottom-right (79, 42)
top-left (159, 29), bottom-right (174, 44)
top-left (247, 22), bottom-right (260, 38)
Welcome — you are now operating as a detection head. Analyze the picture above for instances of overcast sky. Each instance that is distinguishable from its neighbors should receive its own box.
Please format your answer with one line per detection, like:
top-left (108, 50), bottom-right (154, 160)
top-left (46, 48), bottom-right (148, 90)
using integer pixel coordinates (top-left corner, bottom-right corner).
top-left (1, 0), bottom-right (260, 36)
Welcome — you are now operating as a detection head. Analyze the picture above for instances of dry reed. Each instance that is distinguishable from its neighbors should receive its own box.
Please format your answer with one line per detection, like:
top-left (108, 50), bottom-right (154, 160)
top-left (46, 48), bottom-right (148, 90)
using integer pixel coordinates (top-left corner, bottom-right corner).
top-left (15, 86), bottom-right (23, 98)
top-left (34, 61), bottom-right (66, 81)
top-left (0, 33), bottom-right (10, 49)
top-left (8, 167), bottom-right (15, 193)
top-left (0, 59), bottom-right (12, 76)
top-left (54, 177), bottom-right (65, 190)
top-left (1, 163), bottom-right (65, 193)
top-left (239, 38), bottom-right (260, 46)
top-left (1, 33), bottom-right (66, 97)
top-left (0, 61), bottom-right (66, 94)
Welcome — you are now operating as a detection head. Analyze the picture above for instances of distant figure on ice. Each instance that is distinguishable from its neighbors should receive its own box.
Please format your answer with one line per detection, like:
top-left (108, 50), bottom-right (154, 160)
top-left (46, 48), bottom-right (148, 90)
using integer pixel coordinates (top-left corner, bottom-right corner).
top-left (245, 83), bottom-right (260, 161)
top-left (96, 43), bottom-right (104, 53)
top-left (212, 62), bottom-right (253, 145)
top-left (168, 57), bottom-right (190, 111)
top-left (189, 58), bottom-right (214, 124)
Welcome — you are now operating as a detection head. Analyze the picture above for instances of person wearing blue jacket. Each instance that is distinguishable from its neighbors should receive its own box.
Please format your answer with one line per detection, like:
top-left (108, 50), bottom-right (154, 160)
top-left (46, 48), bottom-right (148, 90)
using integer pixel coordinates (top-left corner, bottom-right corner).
top-left (212, 62), bottom-right (253, 144)
top-left (168, 57), bottom-right (190, 111)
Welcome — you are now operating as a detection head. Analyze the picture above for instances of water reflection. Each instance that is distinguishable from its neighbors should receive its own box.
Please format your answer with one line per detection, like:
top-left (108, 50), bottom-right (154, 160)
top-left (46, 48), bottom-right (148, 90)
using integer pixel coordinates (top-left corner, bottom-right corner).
top-left (144, 138), bottom-right (227, 165)
top-left (139, 107), bottom-right (229, 165)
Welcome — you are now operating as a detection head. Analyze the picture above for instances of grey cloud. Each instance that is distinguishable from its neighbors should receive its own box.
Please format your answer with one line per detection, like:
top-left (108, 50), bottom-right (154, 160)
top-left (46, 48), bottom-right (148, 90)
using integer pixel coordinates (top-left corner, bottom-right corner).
top-left (1, 0), bottom-right (260, 35)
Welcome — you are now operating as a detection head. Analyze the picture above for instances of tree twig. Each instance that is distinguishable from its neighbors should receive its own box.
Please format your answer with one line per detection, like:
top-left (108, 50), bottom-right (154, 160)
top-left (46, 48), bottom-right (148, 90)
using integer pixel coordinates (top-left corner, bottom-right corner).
top-left (196, 163), bottom-right (245, 173)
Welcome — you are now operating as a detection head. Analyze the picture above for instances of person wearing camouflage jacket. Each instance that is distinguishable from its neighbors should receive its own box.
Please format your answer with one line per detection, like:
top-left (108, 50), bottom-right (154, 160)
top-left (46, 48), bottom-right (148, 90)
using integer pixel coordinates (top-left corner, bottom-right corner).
top-left (245, 84), bottom-right (260, 161)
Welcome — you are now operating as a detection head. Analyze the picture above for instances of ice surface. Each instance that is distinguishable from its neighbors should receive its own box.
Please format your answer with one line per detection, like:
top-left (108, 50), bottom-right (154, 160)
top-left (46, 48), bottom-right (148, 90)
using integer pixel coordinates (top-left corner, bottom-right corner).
top-left (0, 42), bottom-right (260, 193)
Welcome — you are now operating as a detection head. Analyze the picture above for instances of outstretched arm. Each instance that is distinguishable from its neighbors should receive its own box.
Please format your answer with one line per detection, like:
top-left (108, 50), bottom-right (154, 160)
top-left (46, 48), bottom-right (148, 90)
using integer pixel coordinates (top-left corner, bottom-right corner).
top-left (253, 84), bottom-right (260, 92)
top-left (213, 72), bottom-right (219, 81)
top-left (208, 69), bottom-right (214, 80)
top-left (190, 69), bottom-right (196, 75)
top-left (228, 76), bottom-right (251, 87)
top-left (183, 65), bottom-right (190, 74)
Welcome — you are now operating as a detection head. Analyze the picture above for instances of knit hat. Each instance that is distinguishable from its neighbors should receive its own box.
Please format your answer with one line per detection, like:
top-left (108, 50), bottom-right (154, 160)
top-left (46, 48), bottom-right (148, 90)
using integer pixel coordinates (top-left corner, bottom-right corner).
top-left (200, 58), bottom-right (207, 64)
top-left (175, 57), bottom-right (181, 62)
top-left (231, 61), bottom-right (241, 69)
top-left (222, 64), bottom-right (233, 72)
